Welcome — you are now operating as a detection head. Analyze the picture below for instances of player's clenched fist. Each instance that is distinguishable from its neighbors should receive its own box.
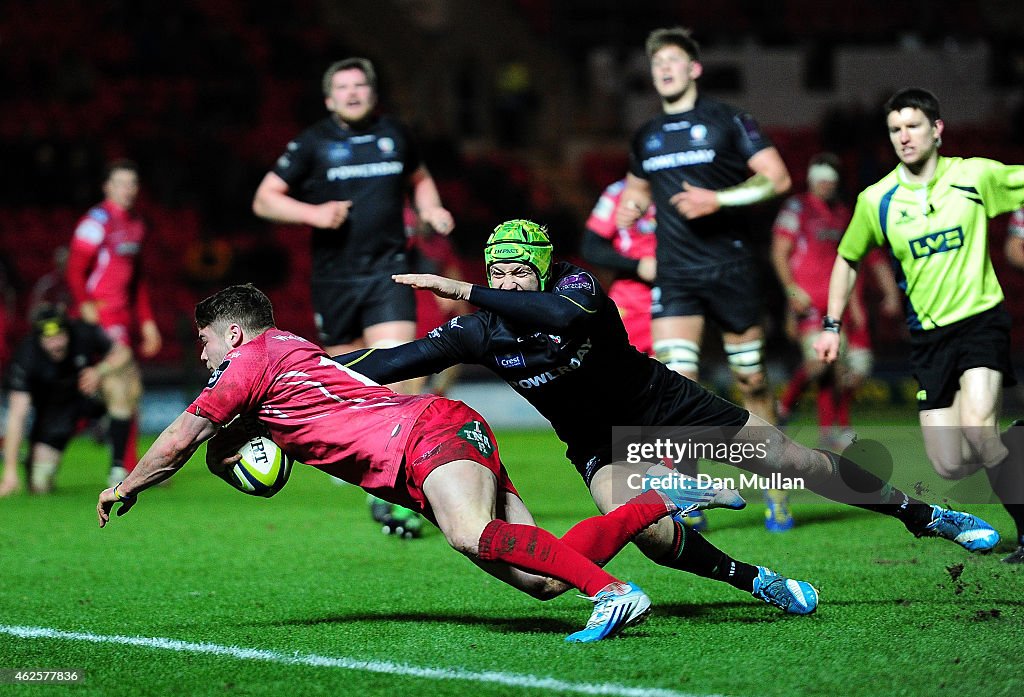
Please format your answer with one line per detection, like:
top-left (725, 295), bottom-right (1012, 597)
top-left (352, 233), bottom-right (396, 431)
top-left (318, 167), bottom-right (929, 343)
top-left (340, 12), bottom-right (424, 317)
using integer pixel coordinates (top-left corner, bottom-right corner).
top-left (309, 200), bottom-right (352, 229)
top-left (813, 331), bottom-right (841, 364)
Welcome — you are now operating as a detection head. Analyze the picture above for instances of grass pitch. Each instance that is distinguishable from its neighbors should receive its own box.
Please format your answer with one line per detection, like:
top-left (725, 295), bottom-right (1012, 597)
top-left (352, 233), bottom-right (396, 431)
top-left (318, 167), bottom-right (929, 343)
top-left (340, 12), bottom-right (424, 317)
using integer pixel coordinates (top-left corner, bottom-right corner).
top-left (1, 414), bottom-right (1022, 696)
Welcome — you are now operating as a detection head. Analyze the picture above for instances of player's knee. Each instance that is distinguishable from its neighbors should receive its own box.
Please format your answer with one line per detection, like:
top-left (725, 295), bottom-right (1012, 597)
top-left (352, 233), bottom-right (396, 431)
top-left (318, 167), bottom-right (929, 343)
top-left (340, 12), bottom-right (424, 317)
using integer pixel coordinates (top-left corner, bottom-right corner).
top-left (630, 518), bottom-right (677, 560)
top-left (654, 339), bottom-right (700, 376)
top-left (726, 339), bottom-right (765, 393)
top-left (927, 452), bottom-right (977, 480)
top-left (931, 461), bottom-right (972, 480)
top-left (442, 528), bottom-right (484, 558)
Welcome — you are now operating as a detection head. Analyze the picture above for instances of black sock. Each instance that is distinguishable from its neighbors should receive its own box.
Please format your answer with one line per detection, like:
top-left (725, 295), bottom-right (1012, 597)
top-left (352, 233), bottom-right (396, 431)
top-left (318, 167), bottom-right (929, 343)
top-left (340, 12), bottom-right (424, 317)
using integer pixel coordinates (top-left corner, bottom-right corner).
top-left (657, 519), bottom-right (758, 592)
top-left (811, 449), bottom-right (933, 533)
top-left (984, 461), bottom-right (1024, 543)
top-left (992, 424), bottom-right (1024, 543)
top-left (108, 417), bottom-right (131, 471)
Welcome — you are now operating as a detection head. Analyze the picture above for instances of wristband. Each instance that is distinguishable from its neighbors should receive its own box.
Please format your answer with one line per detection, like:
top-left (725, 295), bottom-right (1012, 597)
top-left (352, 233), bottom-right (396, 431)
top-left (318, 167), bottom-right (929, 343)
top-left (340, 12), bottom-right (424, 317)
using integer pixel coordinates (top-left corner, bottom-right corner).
top-left (822, 316), bottom-right (843, 333)
top-left (113, 481), bottom-right (136, 502)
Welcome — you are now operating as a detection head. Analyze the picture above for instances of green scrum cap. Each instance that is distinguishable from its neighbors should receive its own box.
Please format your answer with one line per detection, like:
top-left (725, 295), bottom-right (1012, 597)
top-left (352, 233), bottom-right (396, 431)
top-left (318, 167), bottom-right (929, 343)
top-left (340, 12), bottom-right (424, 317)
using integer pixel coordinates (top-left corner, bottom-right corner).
top-left (484, 219), bottom-right (553, 290)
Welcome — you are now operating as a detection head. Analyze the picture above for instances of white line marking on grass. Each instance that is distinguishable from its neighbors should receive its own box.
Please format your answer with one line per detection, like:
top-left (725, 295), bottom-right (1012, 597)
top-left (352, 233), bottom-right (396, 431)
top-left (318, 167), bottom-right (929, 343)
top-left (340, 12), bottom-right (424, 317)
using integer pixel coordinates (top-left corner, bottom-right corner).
top-left (0, 624), bottom-right (724, 697)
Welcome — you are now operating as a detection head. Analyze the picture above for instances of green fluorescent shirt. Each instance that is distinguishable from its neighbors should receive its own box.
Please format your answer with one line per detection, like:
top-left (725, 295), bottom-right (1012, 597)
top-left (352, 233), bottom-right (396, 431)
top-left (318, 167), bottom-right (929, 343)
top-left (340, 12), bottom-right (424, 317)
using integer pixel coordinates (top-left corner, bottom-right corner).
top-left (839, 157), bottom-right (1024, 331)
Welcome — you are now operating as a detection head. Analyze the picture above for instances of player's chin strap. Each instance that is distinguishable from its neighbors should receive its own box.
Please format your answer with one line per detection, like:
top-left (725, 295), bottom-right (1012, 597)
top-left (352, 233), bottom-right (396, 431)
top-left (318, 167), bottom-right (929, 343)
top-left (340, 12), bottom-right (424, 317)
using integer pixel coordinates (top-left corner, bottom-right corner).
top-left (715, 173), bottom-right (777, 208)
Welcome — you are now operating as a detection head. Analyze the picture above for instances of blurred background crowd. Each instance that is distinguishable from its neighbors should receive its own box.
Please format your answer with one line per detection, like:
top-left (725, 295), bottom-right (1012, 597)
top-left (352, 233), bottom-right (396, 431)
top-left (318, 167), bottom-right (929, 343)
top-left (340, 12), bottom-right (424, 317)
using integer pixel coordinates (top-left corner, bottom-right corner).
top-left (2, 0), bottom-right (1024, 402)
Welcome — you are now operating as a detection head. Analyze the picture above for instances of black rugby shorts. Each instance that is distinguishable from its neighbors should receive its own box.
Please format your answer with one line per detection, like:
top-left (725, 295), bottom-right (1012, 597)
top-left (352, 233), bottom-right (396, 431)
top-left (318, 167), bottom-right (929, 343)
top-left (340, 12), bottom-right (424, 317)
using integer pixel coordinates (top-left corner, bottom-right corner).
top-left (909, 304), bottom-right (1017, 411)
top-left (31, 396), bottom-right (107, 451)
top-left (312, 274), bottom-right (417, 347)
top-left (652, 258), bottom-right (763, 334)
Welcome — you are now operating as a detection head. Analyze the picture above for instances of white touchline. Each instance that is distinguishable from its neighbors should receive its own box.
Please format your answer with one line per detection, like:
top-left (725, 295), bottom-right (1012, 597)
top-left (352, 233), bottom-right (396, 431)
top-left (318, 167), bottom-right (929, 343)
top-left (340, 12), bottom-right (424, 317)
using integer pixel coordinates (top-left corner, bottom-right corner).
top-left (0, 624), bottom-right (725, 697)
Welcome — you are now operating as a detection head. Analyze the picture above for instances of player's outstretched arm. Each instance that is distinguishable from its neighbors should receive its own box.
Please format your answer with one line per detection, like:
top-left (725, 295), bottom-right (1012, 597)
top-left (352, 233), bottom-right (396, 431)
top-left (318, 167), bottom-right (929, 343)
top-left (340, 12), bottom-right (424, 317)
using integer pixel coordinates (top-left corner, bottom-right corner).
top-left (97, 411), bottom-right (218, 527)
top-left (392, 273), bottom-right (471, 300)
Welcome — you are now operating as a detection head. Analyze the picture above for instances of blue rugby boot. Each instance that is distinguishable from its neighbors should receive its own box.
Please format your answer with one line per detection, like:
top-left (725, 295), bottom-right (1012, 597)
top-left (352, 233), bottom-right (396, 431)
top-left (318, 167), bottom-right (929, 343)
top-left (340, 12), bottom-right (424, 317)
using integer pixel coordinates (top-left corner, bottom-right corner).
top-left (565, 582), bottom-right (651, 643)
top-left (752, 567), bottom-right (819, 615)
top-left (643, 468), bottom-right (745, 515)
top-left (919, 505), bottom-right (999, 552)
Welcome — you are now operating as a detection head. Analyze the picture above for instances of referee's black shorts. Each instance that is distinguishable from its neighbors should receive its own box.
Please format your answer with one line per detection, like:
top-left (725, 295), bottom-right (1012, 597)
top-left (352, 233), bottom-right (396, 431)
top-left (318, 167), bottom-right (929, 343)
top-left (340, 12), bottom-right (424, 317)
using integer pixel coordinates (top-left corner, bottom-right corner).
top-left (909, 304), bottom-right (1017, 411)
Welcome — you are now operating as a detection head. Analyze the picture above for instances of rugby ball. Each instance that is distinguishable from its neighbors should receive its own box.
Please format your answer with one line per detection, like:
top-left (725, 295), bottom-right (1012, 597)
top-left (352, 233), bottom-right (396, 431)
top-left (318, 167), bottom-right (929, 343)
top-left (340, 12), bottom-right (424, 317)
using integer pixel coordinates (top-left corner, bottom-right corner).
top-left (228, 434), bottom-right (294, 498)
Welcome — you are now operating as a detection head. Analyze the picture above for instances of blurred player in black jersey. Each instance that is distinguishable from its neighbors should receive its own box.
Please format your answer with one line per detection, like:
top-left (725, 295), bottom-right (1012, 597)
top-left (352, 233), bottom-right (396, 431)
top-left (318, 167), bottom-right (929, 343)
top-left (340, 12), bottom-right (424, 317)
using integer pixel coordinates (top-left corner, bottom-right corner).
top-left (252, 57), bottom-right (453, 534)
top-left (252, 57), bottom-right (454, 360)
top-left (616, 27), bottom-right (794, 531)
top-left (328, 220), bottom-right (1000, 610)
top-left (1, 305), bottom-right (131, 495)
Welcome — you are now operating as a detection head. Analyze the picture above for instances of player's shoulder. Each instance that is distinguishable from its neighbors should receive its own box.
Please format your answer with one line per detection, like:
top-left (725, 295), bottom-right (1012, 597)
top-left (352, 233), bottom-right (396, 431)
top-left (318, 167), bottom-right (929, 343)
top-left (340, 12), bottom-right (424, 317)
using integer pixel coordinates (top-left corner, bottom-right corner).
top-left (79, 203), bottom-right (110, 226)
top-left (694, 94), bottom-right (740, 118)
top-left (551, 262), bottom-right (601, 296)
top-left (255, 329), bottom-right (317, 356)
top-left (293, 117), bottom-right (339, 145)
top-left (74, 204), bottom-right (109, 242)
top-left (632, 114), bottom-right (667, 144)
top-left (602, 179), bottom-right (627, 199)
top-left (374, 113), bottom-right (407, 131)
top-left (945, 155), bottom-right (1005, 179)
top-left (859, 168), bottom-right (901, 202)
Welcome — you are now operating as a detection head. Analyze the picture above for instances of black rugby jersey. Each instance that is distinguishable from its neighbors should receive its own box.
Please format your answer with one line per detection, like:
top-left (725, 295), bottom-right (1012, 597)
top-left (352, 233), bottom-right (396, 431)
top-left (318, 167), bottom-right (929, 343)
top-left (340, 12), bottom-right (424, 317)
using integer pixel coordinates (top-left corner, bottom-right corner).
top-left (6, 321), bottom-right (111, 408)
top-left (271, 115), bottom-right (422, 278)
top-left (628, 96), bottom-right (773, 273)
top-left (339, 263), bottom-right (747, 469)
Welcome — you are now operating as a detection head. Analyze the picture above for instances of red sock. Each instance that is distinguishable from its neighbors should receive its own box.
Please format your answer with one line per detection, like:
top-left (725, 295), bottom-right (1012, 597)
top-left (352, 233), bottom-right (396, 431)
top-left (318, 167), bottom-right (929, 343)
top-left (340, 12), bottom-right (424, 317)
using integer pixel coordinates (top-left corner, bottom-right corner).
top-left (559, 490), bottom-right (672, 565)
top-left (781, 365), bottom-right (810, 414)
top-left (124, 417), bottom-right (139, 472)
top-left (477, 520), bottom-right (619, 596)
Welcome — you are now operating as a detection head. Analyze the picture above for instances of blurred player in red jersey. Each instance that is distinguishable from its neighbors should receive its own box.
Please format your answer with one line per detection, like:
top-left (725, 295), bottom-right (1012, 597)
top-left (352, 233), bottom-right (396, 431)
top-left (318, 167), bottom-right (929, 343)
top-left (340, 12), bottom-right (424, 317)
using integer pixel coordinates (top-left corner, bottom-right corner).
top-left (96, 284), bottom-right (751, 642)
top-left (67, 160), bottom-right (162, 486)
top-left (1004, 207), bottom-right (1024, 270)
top-left (582, 177), bottom-right (657, 356)
top-left (772, 154), bottom-right (900, 451)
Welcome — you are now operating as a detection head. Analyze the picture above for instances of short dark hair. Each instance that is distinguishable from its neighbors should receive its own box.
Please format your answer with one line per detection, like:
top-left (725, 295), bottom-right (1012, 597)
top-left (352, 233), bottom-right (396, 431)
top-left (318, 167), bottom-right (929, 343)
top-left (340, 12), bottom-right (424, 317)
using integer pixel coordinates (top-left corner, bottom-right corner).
top-left (195, 284), bottom-right (275, 333)
top-left (322, 57), bottom-right (377, 96)
top-left (884, 88), bottom-right (941, 123)
top-left (645, 27), bottom-right (701, 62)
top-left (105, 158), bottom-right (138, 182)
